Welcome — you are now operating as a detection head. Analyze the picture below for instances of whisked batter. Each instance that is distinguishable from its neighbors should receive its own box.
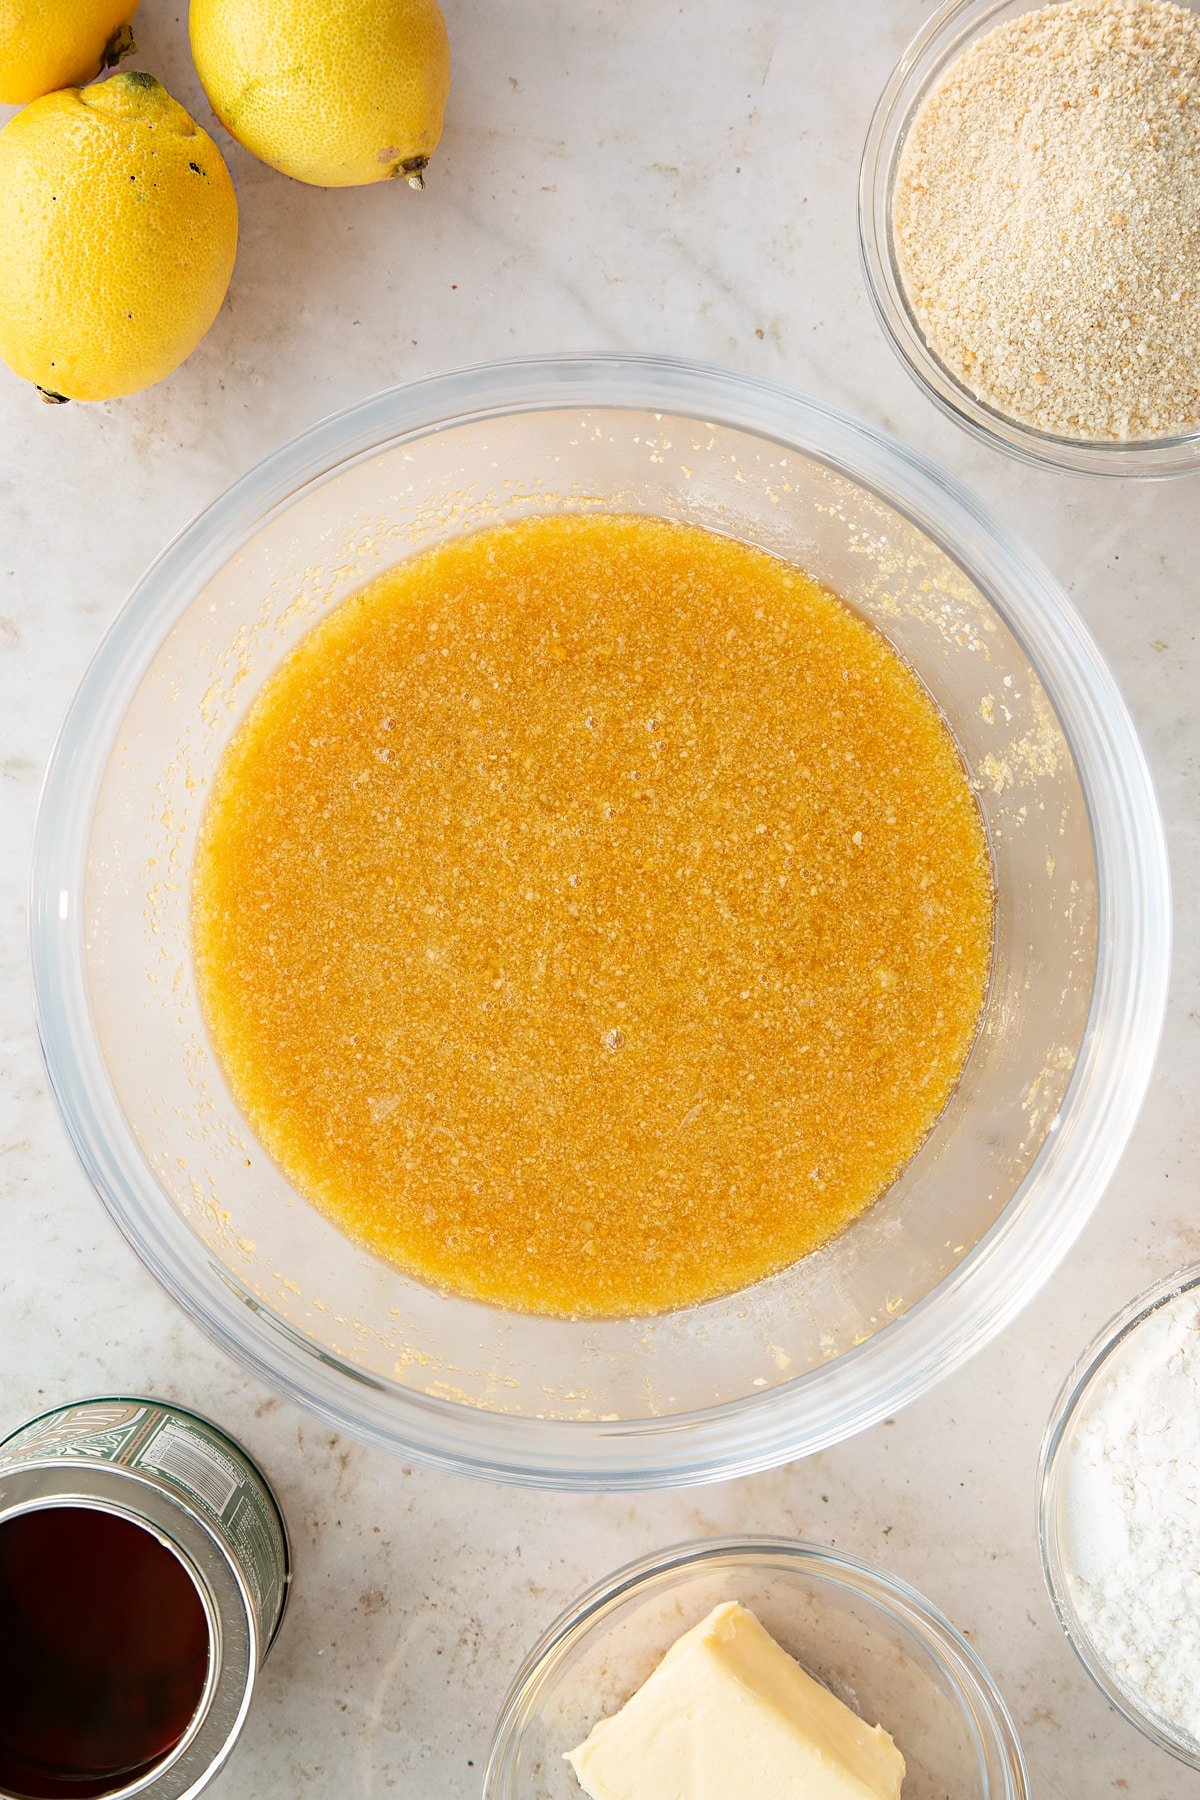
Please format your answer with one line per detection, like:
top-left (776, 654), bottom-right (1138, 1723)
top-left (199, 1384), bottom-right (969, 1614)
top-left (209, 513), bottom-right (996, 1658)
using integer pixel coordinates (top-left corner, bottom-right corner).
top-left (194, 514), bottom-right (993, 1317)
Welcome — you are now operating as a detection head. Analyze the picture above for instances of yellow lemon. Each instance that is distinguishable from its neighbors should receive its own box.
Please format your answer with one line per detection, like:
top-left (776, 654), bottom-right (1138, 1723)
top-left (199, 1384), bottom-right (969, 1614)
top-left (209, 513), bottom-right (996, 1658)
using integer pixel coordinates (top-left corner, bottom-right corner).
top-left (0, 72), bottom-right (237, 401)
top-left (189, 0), bottom-right (450, 189)
top-left (0, 0), bottom-right (140, 106)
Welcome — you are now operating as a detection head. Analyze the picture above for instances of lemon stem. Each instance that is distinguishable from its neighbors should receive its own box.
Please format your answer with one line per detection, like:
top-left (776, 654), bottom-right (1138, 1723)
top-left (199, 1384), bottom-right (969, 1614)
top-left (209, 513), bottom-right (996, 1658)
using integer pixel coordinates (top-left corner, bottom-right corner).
top-left (37, 388), bottom-right (69, 405)
top-left (100, 24), bottom-right (136, 71)
top-left (397, 155), bottom-right (428, 190)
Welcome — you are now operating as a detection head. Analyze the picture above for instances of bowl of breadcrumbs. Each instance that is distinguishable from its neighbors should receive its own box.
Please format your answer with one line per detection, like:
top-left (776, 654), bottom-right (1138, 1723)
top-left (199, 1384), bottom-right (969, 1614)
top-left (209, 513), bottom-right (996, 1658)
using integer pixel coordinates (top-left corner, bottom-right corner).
top-left (860, 0), bottom-right (1200, 475)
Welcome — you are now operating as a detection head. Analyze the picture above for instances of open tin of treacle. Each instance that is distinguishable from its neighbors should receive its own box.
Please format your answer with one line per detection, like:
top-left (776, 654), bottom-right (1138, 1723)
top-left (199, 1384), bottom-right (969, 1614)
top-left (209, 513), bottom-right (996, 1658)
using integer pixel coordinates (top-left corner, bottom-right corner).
top-left (0, 1397), bottom-right (290, 1799)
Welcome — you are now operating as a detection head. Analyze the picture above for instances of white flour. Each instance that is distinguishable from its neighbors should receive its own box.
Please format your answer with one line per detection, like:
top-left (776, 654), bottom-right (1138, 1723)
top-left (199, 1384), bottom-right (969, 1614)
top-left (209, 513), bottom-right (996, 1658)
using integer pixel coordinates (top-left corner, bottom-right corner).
top-left (1061, 1287), bottom-right (1200, 1745)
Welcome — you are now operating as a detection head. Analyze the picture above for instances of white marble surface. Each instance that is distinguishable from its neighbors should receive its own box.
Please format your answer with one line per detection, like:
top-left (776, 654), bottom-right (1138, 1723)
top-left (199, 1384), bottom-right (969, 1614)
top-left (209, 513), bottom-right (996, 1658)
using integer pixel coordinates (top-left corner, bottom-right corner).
top-left (1, 3), bottom-right (1197, 1795)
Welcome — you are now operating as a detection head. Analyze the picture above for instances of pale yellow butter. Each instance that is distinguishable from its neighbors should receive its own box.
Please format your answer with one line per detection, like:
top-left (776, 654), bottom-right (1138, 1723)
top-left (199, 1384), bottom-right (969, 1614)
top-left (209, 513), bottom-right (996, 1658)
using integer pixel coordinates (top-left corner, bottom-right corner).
top-left (565, 1600), bottom-right (905, 1800)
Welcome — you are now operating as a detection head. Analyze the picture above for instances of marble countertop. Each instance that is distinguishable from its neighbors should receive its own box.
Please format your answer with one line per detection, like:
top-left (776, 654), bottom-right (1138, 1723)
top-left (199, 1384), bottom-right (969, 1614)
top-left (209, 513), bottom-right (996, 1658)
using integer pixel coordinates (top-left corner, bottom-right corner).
top-left (2, 3), bottom-right (1197, 1795)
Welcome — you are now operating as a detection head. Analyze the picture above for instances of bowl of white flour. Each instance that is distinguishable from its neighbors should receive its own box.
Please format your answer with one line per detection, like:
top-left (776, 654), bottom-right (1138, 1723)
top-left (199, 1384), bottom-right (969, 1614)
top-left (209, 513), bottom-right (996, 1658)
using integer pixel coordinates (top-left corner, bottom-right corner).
top-left (1039, 1264), bottom-right (1200, 1768)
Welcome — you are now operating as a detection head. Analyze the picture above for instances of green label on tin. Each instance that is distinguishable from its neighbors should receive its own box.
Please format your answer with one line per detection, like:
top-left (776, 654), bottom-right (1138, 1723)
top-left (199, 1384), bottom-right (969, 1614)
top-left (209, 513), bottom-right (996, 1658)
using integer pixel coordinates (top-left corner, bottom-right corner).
top-left (0, 1400), bottom-right (148, 1465)
top-left (132, 1413), bottom-right (287, 1636)
top-left (0, 1400), bottom-right (288, 1645)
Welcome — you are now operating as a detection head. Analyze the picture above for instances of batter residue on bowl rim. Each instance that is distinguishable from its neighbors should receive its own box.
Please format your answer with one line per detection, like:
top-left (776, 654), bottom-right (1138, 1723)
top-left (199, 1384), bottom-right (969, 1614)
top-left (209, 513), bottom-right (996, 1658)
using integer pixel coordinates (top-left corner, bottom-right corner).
top-left (192, 513), bottom-right (994, 1318)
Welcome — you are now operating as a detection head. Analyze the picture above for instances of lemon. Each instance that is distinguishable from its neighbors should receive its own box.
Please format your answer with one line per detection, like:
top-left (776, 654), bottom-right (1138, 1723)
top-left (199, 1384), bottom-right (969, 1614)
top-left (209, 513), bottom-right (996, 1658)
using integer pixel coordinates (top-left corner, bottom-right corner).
top-left (189, 0), bottom-right (450, 189)
top-left (0, 72), bottom-right (237, 402)
top-left (0, 0), bottom-right (140, 106)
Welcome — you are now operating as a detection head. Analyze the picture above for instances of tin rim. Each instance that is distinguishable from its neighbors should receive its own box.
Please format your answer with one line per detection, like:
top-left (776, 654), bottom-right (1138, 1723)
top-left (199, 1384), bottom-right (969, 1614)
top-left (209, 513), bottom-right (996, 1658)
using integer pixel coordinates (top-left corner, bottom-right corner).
top-left (0, 1397), bottom-right (292, 1658)
top-left (0, 1464), bottom-right (257, 1800)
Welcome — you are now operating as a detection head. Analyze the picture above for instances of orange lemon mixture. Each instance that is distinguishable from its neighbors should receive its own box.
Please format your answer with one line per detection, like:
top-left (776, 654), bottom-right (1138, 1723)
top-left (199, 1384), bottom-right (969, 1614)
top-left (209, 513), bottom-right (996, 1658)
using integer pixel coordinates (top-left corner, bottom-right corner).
top-left (194, 515), bottom-right (993, 1317)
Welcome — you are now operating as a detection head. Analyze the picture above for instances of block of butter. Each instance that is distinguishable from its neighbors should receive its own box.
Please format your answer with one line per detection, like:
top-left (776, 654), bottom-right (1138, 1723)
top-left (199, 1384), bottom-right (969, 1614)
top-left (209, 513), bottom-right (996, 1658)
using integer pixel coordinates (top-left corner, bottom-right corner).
top-left (565, 1600), bottom-right (905, 1800)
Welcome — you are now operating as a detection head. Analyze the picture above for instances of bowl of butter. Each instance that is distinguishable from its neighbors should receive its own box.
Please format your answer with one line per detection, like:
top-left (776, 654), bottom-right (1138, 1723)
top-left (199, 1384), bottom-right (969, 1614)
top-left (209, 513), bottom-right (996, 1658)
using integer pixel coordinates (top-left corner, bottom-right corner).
top-left (484, 1536), bottom-right (1028, 1799)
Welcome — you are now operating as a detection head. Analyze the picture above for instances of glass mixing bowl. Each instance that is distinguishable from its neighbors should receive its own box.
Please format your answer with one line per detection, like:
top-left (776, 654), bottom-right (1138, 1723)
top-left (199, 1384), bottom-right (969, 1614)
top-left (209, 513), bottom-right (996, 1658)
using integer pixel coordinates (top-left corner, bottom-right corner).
top-left (484, 1537), bottom-right (1029, 1798)
top-left (30, 355), bottom-right (1169, 1488)
top-left (859, 0), bottom-right (1200, 478)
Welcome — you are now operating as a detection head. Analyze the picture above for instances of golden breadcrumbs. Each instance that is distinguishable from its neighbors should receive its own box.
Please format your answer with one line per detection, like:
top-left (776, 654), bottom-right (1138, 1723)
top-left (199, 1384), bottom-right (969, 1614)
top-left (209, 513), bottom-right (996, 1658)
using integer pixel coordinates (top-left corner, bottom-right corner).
top-left (194, 515), bottom-right (994, 1318)
top-left (893, 0), bottom-right (1200, 442)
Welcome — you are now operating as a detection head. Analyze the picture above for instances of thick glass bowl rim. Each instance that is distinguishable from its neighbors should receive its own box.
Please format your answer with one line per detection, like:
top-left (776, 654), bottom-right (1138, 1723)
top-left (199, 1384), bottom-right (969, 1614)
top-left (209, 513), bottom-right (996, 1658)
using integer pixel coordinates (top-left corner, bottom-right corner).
top-left (29, 352), bottom-right (1171, 1489)
top-left (858, 0), bottom-right (1200, 479)
top-left (483, 1533), bottom-right (1030, 1797)
top-left (1038, 1262), bottom-right (1200, 1769)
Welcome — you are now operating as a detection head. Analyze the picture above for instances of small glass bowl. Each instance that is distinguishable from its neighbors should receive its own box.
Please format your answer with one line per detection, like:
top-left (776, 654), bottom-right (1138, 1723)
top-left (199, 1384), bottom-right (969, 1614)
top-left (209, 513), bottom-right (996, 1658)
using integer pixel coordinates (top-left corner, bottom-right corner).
top-left (484, 1537), bottom-right (1029, 1798)
top-left (859, 0), bottom-right (1200, 478)
top-left (1038, 1264), bottom-right (1200, 1769)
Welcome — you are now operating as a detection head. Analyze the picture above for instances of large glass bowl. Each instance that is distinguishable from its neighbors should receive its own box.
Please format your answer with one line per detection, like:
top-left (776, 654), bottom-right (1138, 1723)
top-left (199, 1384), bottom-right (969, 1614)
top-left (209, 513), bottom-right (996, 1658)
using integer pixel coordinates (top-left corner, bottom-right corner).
top-left (484, 1537), bottom-right (1029, 1798)
top-left (30, 354), bottom-right (1169, 1489)
top-left (859, 0), bottom-right (1200, 478)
